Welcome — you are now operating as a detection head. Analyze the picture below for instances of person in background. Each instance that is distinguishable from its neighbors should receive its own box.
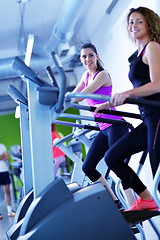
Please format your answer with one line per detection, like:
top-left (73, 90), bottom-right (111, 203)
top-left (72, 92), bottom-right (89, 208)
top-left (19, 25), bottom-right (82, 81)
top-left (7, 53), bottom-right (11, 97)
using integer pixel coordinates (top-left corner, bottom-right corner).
top-left (96, 6), bottom-right (160, 211)
top-left (52, 124), bottom-right (66, 177)
top-left (72, 42), bottom-right (130, 209)
top-left (0, 143), bottom-right (15, 219)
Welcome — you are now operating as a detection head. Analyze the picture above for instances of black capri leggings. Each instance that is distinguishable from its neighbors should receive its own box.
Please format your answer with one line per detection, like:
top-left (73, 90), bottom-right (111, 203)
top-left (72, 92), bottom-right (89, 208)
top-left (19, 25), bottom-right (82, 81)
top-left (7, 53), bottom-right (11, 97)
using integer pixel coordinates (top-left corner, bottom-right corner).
top-left (105, 111), bottom-right (160, 194)
top-left (82, 122), bottom-right (129, 182)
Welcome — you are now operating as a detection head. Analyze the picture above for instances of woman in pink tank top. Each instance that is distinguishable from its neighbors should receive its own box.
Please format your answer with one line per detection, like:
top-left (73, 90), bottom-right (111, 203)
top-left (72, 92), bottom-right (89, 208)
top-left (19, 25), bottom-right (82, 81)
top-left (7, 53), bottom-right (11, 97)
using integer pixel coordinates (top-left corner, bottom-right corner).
top-left (72, 43), bottom-right (129, 210)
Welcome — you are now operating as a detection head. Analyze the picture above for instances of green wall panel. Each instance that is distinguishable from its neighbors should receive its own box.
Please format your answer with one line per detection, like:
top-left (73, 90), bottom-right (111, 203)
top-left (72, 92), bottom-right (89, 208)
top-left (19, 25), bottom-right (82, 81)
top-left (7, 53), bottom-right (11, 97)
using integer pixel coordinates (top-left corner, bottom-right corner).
top-left (0, 113), bottom-right (21, 151)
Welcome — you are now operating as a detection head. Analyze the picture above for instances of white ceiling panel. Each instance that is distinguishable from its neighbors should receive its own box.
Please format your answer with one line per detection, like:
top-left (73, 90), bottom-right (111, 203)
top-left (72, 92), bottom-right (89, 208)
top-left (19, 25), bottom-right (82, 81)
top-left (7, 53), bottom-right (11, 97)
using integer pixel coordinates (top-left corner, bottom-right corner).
top-left (0, 0), bottom-right (130, 114)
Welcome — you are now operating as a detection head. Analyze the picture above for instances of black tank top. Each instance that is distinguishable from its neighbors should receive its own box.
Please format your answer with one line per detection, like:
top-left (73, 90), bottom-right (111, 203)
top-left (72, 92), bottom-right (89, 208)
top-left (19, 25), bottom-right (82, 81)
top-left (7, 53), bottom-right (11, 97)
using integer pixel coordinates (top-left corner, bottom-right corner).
top-left (128, 42), bottom-right (160, 118)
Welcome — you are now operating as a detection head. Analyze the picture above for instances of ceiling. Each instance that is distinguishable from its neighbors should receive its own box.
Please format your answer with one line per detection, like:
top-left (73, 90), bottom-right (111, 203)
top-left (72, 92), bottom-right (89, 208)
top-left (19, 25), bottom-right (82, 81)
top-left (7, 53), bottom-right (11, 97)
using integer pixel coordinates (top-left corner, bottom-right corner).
top-left (0, 0), bottom-right (131, 115)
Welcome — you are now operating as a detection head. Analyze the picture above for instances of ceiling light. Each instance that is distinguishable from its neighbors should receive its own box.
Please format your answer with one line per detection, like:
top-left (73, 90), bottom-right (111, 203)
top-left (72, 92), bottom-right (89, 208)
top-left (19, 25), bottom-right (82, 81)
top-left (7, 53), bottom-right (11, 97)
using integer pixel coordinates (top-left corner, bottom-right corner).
top-left (106, 0), bottom-right (118, 14)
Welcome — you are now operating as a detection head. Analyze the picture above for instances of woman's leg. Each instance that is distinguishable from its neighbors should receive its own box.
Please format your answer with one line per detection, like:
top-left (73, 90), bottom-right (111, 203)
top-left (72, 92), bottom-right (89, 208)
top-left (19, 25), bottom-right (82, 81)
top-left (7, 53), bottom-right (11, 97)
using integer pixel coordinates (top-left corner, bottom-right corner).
top-left (95, 175), bottom-right (118, 200)
top-left (2, 172), bottom-right (15, 217)
top-left (124, 189), bottom-right (135, 206)
top-left (107, 122), bottom-right (129, 146)
top-left (82, 130), bottom-right (119, 200)
top-left (3, 184), bottom-right (15, 216)
top-left (105, 123), bottom-right (159, 210)
top-left (107, 124), bottom-right (135, 206)
top-left (3, 184), bottom-right (11, 206)
top-left (82, 131), bottom-right (109, 181)
top-left (83, 124), bottom-right (129, 201)
top-left (82, 123), bottom-right (129, 178)
top-left (144, 113), bottom-right (160, 178)
top-left (105, 123), bottom-right (148, 194)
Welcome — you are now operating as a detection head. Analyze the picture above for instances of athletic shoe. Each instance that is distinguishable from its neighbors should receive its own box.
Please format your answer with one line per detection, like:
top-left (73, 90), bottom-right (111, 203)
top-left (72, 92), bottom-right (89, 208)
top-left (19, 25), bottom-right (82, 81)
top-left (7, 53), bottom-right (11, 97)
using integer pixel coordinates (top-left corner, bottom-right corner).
top-left (8, 211), bottom-right (15, 217)
top-left (124, 197), bottom-right (159, 211)
top-left (0, 213), bottom-right (2, 219)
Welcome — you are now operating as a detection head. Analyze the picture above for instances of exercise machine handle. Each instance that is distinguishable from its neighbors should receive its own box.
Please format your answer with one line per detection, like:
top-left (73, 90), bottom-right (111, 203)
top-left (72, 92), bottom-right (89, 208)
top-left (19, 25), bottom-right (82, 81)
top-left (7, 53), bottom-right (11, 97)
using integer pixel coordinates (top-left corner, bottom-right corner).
top-left (65, 92), bottom-right (110, 102)
top-left (54, 120), bottom-right (100, 131)
top-left (124, 97), bottom-right (160, 108)
top-left (45, 66), bottom-right (59, 88)
top-left (70, 103), bottom-right (141, 120)
top-left (12, 57), bottom-right (51, 87)
top-left (65, 92), bottom-right (160, 108)
top-left (7, 84), bottom-right (28, 106)
top-left (51, 51), bottom-right (67, 113)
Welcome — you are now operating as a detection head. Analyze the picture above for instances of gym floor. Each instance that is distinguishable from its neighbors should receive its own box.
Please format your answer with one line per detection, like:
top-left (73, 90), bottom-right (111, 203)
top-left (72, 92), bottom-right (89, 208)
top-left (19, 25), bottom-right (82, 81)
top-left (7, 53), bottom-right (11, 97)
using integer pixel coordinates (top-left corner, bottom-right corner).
top-left (0, 187), bottom-right (159, 240)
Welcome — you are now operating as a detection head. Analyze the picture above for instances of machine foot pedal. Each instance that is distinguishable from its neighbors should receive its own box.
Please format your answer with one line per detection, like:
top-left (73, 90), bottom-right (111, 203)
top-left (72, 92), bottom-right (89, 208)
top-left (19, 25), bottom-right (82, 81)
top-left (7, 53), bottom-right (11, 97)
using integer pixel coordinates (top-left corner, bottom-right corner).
top-left (122, 210), bottom-right (160, 226)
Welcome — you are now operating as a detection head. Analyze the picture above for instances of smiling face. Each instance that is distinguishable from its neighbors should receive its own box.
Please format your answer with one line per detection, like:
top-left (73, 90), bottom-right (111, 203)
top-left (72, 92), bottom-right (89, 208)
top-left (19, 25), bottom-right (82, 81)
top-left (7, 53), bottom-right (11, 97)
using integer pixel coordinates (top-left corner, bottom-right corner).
top-left (128, 12), bottom-right (150, 41)
top-left (80, 48), bottom-right (99, 71)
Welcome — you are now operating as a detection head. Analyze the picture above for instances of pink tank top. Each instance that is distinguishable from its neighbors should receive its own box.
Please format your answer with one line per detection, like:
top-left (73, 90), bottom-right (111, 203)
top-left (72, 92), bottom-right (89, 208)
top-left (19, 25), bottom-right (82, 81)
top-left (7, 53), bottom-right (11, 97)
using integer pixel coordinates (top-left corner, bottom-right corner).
top-left (85, 72), bottom-right (122, 130)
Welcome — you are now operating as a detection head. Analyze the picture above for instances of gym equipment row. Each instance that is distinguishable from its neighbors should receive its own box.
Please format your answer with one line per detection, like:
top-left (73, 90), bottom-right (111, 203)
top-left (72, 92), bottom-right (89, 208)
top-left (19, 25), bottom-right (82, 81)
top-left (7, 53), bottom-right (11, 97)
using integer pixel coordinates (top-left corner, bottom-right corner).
top-left (54, 104), bottom-right (160, 239)
top-left (6, 53), bottom-right (159, 240)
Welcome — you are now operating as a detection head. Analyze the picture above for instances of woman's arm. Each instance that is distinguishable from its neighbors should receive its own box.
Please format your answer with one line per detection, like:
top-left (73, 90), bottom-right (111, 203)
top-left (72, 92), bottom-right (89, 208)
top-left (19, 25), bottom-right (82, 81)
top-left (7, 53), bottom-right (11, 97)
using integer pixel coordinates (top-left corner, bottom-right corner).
top-left (73, 70), bottom-right (111, 102)
top-left (94, 102), bottom-right (110, 113)
top-left (71, 71), bottom-right (87, 102)
top-left (0, 151), bottom-right (10, 160)
top-left (72, 71), bottom-right (87, 93)
top-left (80, 71), bottom-right (111, 94)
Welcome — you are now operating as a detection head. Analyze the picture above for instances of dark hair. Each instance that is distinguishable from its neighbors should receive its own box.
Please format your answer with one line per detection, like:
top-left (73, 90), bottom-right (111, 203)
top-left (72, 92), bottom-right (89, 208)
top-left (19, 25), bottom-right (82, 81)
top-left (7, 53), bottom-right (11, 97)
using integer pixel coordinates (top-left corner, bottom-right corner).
top-left (127, 7), bottom-right (160, 42)
top-left (80, 43), bottom-right (104, 71)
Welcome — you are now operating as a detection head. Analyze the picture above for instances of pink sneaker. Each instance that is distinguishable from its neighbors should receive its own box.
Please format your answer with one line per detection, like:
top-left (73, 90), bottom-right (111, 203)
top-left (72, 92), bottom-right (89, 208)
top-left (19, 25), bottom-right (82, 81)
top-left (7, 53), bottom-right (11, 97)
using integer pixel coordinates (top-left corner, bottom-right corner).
top-left (125, 197), bottom-right (159, 211)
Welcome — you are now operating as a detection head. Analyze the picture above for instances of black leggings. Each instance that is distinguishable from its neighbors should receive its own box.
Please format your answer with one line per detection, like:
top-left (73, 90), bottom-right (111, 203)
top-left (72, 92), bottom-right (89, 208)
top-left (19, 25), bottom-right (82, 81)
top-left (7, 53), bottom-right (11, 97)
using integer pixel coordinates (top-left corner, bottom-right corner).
top-left (82, 122), bottom-right (129, 182)
top-left (105, 112), bottom-right (160, 194)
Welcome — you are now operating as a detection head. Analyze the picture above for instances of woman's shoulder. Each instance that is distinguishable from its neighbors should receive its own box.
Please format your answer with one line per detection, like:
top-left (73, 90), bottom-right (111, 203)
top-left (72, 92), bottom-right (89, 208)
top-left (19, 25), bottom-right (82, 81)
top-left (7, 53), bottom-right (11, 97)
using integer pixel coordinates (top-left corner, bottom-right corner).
top-left (145, 41), bottom-right (160, 55)
top-left (80, 70), bottom-right (89, 82)
top-left (147, 41), bottom-right (160, 50)
top-left (98, 70), bottom-right (111, 79)
top-left (96, 70), bottom-right (110, 78)
top-left (95, 70), bottom-right (112, 86)
top-left (82, 70), bottom-right (89, 78)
